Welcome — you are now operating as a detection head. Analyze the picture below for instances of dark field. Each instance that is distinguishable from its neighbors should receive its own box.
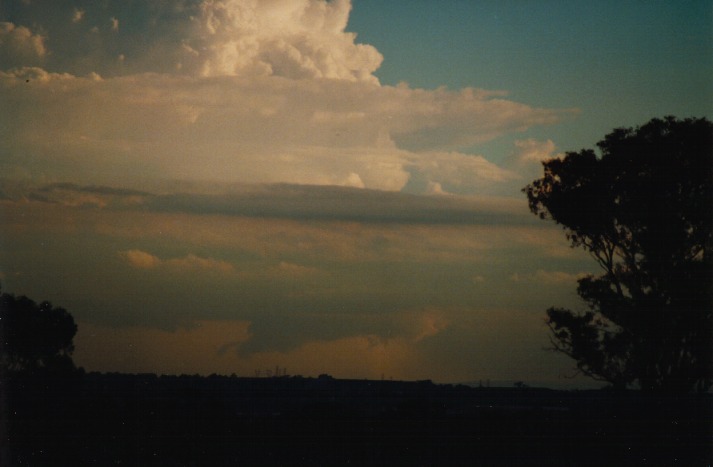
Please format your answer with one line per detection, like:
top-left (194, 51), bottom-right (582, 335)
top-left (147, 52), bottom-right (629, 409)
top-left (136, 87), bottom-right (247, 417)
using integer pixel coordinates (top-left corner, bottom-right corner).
top-left (2, 372), bottom-right (711, 466)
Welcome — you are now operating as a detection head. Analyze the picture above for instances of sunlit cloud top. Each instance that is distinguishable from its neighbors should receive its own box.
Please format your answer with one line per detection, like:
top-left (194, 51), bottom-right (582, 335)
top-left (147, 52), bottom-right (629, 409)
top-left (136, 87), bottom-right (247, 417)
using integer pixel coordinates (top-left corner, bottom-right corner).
top-left (0, 0), bottom-right (573, 195)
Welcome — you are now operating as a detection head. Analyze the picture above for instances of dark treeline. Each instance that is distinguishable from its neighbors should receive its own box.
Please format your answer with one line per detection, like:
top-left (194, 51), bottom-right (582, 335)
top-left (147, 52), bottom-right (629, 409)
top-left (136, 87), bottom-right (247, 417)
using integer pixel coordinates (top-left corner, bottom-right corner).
top-left (3, 370), bottom-right (711, 466)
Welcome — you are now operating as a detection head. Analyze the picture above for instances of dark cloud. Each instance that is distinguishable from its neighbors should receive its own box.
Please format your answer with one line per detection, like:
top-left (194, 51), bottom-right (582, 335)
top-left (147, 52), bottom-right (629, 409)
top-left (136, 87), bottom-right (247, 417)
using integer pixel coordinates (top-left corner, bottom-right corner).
top-left (147, 184), bottom-right (536, 226)
top-left (7, 181), bottom-right (150, 208)
top-left (12, 181), bottom-right (535, 225)
top-left (37, 182), bottom-right (150, 198)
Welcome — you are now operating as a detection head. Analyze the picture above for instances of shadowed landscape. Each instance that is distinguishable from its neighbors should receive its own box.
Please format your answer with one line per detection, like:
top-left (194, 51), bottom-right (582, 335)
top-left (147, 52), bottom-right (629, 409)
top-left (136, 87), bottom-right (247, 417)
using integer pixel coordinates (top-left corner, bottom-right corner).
top-left (3, 370), bottom-right (712, 465)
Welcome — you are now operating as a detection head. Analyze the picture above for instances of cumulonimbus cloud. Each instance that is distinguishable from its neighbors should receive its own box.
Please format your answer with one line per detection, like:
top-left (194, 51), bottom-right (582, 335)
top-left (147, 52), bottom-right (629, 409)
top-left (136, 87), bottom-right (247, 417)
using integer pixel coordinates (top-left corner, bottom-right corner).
top-left (188, 0), bottom-right (383, 82)
top-left (0, 0), bottom-right (576, 194)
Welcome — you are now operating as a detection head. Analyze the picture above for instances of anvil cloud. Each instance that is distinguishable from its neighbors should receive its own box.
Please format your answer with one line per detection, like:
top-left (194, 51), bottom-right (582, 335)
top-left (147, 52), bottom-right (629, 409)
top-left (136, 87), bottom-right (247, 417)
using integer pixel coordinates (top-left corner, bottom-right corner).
top-left (0, 0), bottom-right (571, 194)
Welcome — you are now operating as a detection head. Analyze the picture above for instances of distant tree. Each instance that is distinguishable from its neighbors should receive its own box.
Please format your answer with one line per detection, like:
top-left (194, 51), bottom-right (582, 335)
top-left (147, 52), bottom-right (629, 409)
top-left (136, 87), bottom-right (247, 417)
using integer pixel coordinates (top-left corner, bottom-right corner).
top-left (0, 285), bottom-right (78, 373)
top-left (523, 116), bottom-right (713, 393)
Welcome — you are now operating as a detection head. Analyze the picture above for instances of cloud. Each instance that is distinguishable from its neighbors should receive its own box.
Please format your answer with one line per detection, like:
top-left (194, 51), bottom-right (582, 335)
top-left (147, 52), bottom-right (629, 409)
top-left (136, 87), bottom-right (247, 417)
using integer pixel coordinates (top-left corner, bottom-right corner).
top-left (71, 307), bottom-right (584, 384)
top-left (4, 180), bottom-right (536, 226)
top-left (2, 188), bottom-right (594, 374)
top-left (1, 181), bottom-right (557, 273)
top-left (0, 67), bottom-right (570, 193)
top-left (166, 254), bottom-right (235, 274)
top-left (236, 306), bottom-right (453, 356)
top-left (402, 309), bottom-right (450, 343)
top-left (2, 0), bottom-right (380, 81)
top-left (71, 309), bottom-right (600, 385)
top-left (146, 184), bottom-right (536, 225)
top-left (120, 249), bottom-right (161, 269)
top-left (146, 185), bottom-right (531, 224)
top-left (0, 1), bottom-right (594, 384)
top-left (21, 182), bottom-right (148, 207)
top-left (0, 1), bottom-right (575, 195)
top-left (0, 22), bottom-right (46, 67)
top-left (119, 249), bottom-right (235, 274)
top-left (72, 9), bottom-right (85, 23)
top-left (510, 269), bottom-right (588, 284)
top-left (389, 87), bottom-right (575, 152)
top-left (271, 261), bottom-right (321, 277)
top-left (405, 150), bottom-right (520, 194)
top-left (513, 138), bottom-right (563, 164)
top-left (189, 0), bottom-right (383, 82)
top-left (74, 320), bottom-right (252, 375)
top-left (72, 320), bottom-right (418, 380)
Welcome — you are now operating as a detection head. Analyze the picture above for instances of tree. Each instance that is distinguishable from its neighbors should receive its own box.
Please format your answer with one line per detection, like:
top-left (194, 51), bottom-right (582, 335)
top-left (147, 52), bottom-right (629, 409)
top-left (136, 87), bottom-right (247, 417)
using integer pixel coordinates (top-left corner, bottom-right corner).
top-left (523, 116), bottom-right (713, 393)
top-left (0, 285), bottom-right (78, 373)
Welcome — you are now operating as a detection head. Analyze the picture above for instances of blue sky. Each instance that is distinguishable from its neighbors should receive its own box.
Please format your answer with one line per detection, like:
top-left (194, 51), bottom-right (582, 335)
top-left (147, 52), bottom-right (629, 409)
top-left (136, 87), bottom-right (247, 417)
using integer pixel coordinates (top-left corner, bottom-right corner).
top-left (0, 0), bottom-right (710, 386)
top-left (349, 0), bottom-right (713, 159)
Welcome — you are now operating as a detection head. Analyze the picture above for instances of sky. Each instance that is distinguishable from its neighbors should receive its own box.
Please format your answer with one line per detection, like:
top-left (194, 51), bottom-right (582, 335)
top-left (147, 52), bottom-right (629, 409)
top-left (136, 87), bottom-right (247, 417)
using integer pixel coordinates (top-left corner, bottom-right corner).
top-left (0, 0), bottom-right (711, 387)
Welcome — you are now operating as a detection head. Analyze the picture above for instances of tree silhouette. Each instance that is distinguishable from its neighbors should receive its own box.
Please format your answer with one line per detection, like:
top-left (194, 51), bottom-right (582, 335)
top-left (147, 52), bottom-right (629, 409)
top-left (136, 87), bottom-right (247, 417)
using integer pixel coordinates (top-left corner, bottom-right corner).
top-left (0, 285), bottom-right (78, 373)
top-left (523, 116), bottom-right (713, 393)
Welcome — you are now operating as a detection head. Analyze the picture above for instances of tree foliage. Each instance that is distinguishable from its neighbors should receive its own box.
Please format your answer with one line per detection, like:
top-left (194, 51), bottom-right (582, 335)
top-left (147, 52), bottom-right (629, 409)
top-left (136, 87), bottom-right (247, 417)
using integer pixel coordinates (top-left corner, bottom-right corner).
top-left (0, 286), bottom-right (78, 373)
top-left (523, 116), bottom-right (713, 393)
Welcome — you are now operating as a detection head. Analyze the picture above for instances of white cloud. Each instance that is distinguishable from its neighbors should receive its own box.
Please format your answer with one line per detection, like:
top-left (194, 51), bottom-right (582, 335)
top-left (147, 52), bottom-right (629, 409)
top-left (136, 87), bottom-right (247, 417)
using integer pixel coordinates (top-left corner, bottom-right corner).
top-left (0, 1), bottom-right (574, 196)
top-left (390, 88), bottom-right (572, 151)
top-left (184, 0), bottom-right (383, 82)
top-left (0, 69), bottom-right (567, 194)
top-left (407, 150), bottom-right (520, 194)
top-left (513, 138), bottom-right (563, 164)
